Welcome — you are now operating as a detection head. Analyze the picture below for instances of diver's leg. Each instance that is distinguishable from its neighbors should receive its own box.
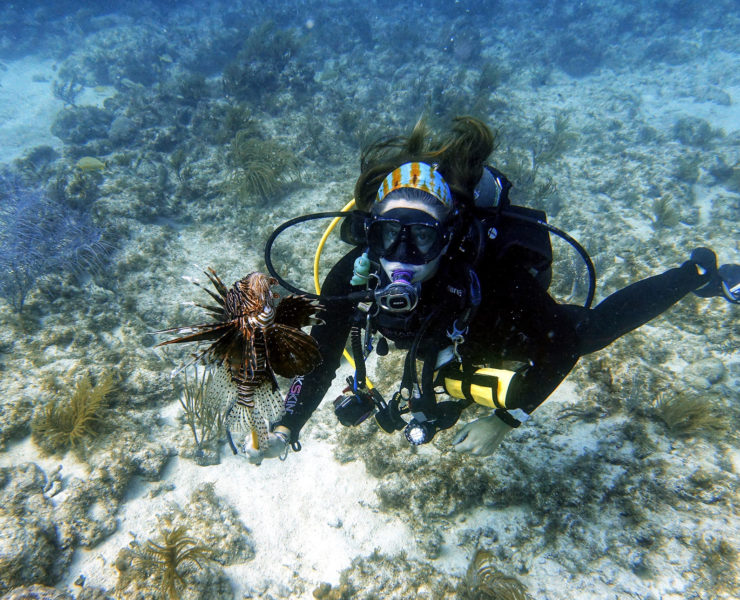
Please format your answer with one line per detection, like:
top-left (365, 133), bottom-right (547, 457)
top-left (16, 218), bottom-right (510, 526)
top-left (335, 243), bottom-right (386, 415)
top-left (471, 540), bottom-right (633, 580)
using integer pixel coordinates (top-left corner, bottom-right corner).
top-left (567, 258), bottom-right (709, 355)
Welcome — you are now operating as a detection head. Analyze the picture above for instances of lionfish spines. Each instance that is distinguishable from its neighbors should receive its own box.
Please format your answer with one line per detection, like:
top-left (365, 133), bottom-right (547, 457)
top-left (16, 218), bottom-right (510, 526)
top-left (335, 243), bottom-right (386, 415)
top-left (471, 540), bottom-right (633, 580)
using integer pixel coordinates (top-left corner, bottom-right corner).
top-left (157, 268), bottom-right (324, 455)
top-left (274, 295), bottom-right (325, 329)
top-left (157, 269), bottom-right (322, 378)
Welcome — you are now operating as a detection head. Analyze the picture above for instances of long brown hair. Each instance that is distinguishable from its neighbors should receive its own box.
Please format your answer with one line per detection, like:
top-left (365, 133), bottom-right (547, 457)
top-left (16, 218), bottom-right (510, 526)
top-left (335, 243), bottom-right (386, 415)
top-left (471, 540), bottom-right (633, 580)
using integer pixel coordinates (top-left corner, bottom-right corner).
top-left (353, 116), bottom-right (497, 212)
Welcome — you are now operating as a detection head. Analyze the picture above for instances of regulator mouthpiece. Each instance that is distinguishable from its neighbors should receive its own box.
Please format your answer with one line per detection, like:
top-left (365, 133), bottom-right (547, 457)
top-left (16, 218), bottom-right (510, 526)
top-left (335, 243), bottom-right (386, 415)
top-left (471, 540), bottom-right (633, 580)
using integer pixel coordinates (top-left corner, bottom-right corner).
top-left (375, 269), bottom-right (420, 313)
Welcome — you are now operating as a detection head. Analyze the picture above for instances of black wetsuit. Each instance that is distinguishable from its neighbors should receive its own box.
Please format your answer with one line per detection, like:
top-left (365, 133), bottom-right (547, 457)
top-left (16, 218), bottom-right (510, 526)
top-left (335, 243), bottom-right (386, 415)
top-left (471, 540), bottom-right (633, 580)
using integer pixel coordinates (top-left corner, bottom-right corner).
top-left (277, 244), bottom-right (707, 443)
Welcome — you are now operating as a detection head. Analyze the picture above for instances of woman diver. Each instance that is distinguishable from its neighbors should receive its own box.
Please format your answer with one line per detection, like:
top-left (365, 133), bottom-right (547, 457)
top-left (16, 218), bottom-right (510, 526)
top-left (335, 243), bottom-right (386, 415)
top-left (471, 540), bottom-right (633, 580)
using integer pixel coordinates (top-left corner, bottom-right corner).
top-left (247, 116), bottom-right (739, 465)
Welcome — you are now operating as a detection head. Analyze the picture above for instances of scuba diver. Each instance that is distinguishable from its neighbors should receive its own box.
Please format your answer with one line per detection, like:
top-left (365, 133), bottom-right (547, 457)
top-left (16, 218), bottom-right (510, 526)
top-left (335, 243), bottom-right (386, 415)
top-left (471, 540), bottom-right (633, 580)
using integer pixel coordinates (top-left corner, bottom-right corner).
top-left (248, 116), bottom-right (740, 465)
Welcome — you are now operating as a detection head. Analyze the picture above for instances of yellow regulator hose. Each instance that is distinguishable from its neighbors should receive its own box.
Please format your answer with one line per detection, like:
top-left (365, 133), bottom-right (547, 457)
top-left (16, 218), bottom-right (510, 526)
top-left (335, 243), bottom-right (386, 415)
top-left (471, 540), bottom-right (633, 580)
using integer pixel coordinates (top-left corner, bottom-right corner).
top-left (313, 199), bottom-right (374, 388)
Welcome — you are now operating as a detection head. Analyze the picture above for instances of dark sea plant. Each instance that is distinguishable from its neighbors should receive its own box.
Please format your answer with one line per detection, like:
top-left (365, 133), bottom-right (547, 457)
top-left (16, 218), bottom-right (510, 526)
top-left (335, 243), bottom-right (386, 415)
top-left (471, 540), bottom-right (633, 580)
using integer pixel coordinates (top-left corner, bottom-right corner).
top-left (459, 549), bottom-right (532, 600)
top-left (0, 173), bottom-right (107, 312)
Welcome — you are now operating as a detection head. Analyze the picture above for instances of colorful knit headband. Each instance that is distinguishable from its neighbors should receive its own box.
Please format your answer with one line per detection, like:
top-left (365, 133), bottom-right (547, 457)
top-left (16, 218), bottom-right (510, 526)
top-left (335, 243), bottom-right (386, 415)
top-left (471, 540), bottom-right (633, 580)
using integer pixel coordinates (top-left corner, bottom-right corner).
top-left (375, 162), bottom-right (453, 207)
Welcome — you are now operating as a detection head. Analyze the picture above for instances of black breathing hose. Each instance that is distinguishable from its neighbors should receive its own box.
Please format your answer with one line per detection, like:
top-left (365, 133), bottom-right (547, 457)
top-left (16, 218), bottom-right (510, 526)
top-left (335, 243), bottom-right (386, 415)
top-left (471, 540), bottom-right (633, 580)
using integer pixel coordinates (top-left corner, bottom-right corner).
top-left (263, 211), bottom-right (346, 298)
top-left (501, 210), bottom-right (596, 308)
top-left (264, 209), bottom-right (596, 308)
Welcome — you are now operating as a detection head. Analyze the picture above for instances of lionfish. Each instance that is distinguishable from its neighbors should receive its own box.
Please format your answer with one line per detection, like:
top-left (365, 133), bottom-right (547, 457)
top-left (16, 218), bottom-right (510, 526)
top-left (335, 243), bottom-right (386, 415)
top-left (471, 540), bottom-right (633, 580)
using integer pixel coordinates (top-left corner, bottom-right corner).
top-left (157, 269), bottom-right (322, 456)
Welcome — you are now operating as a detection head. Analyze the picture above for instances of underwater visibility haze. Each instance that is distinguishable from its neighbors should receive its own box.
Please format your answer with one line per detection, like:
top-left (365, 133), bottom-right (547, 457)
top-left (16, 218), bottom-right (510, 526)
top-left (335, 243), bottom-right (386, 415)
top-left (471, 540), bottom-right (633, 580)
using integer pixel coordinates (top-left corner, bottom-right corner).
top-left (0, 0), bottom-right (738, 598)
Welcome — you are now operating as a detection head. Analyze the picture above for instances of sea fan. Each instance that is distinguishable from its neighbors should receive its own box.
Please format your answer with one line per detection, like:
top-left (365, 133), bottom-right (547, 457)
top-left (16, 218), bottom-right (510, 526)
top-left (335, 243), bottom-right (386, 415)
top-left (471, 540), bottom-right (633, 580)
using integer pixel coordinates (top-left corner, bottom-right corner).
top-left (0, 172), bottom-right (108, 312)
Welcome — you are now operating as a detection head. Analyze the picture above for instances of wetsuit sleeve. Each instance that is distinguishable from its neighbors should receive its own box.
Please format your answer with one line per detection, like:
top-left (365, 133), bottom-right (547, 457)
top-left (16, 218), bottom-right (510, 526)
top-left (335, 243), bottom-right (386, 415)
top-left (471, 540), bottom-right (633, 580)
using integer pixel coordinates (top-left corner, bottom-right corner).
top-left (467, 264), bottom-right (580, 415)
top-left (277, 248), bottom-right (361, 443)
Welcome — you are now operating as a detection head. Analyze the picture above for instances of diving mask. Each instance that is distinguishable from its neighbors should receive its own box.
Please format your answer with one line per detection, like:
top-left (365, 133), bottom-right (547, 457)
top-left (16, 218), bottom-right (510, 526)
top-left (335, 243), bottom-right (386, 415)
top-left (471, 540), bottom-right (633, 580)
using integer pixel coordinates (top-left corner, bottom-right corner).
top-left (366, 209), bottom-right (449, 265)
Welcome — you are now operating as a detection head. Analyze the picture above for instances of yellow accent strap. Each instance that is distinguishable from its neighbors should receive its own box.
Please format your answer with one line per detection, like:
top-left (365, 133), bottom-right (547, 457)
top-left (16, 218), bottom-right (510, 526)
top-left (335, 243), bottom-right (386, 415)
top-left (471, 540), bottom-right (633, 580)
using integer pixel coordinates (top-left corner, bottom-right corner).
top-left (313, 199), bottom-right (374, 389)
top-left (443, 367), bottom-right (516, 409)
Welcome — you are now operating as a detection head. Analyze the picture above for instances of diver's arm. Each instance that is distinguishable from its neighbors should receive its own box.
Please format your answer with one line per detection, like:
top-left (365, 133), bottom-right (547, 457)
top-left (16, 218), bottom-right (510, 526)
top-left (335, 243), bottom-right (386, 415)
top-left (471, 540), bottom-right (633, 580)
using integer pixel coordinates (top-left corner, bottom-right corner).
top-left (276, 248), bottom-right (361, 444)
top-left (452, 266), bottom-right (580, 448)
top-left (451, 312), bottom-right (578, 456)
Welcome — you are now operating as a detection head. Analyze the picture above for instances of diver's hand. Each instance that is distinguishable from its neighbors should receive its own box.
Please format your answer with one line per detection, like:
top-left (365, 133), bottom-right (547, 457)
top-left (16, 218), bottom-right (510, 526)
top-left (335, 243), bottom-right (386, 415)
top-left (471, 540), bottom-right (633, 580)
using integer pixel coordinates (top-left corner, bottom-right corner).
top-left (244, 427), bottom-right (291, 465)
top-left (452, 413), bottom-right (512, 456)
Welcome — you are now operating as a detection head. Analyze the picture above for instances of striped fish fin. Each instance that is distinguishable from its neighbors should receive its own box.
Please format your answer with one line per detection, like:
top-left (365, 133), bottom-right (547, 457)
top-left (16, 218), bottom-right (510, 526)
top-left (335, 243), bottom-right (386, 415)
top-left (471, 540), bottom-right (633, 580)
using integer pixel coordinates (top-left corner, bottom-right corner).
top-left (225, 399), bottom-right (256, 435)
top-left (264, 323), bottom-right (322, 378)
top-left (247, 399), bottom-right (271, 450)
top-left (252, 380), bottom-right (285, 424)
top-left (207, 363), bottom-right (238, 413)
top-left (275, 295), bottom-right (324, 328)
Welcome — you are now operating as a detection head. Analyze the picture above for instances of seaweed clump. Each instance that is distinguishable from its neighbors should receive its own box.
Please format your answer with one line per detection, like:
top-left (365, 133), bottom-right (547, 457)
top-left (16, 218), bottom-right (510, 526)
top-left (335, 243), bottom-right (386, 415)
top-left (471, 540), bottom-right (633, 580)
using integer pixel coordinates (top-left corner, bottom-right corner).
top-left (458, 549), bottom-right (533, 600)
top-left (650, 194), bottom-right (680, 229)
top-left (653, 393), bottom-right (727, 437)
top-left (134, 526), bottom-right (210, 600)
top-left (228, 130), bottom-right (300, 201)
top-left (31, 372), bottom-right (114, 455)
top-left (222, 21), bottom-right (306, 104)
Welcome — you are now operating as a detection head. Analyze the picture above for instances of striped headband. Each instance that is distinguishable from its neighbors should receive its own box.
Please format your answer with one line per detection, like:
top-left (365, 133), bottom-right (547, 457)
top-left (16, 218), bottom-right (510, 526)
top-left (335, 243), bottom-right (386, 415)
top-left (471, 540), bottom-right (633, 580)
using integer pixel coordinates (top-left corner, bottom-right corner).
top-left (375, 162), bottom-right (453, 208)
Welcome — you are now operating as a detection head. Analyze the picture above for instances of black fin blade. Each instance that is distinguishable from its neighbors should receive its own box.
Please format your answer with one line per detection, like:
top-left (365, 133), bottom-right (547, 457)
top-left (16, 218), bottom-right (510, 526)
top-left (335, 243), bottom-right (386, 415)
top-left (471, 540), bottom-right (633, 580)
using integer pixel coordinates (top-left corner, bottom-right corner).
top-left (264, 324), bottom-right (322, 378)
top-left (275, 295), bottom-right (324, 328)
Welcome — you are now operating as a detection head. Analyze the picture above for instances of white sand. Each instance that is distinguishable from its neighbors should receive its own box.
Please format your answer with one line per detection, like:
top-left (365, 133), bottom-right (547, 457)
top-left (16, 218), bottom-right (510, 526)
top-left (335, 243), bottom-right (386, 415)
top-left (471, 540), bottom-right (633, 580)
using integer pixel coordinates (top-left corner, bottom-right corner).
top-left (0, 57), bottom-right (63, 163)
top-left (0, 56), bottom-right (115, 164)
top-left (30, 362), bottom-right (416, 598)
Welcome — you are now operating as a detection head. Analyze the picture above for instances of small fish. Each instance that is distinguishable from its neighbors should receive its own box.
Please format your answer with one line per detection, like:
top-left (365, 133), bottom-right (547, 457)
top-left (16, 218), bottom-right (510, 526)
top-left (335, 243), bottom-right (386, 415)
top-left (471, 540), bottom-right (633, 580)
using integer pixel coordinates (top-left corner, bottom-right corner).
top-left (157, 270), bottom-right (322, 455)
top-left (75, 156), bottom-right (106, 171)
top-left (120, 77), bottom-right (145, 90)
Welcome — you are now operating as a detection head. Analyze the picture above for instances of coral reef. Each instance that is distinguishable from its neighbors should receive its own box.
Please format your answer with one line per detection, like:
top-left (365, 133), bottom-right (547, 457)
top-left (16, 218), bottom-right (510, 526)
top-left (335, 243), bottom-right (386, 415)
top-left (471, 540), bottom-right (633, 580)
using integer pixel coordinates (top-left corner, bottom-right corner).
top-left (0, 585), bottom-right (74, 600)
top-left (312, 550), bottom-right (458, 600)
top-left (114, 484), bottom-right (253, 600)
top-left (0, 464), bottom-right (69, 595)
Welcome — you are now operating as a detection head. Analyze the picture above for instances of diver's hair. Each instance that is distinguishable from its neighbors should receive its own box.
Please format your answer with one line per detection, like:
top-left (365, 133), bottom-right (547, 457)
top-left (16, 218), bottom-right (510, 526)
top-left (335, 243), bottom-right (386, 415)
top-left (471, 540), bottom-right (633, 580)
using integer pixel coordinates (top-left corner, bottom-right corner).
top-left (354, 116), bottom-right (497, 212)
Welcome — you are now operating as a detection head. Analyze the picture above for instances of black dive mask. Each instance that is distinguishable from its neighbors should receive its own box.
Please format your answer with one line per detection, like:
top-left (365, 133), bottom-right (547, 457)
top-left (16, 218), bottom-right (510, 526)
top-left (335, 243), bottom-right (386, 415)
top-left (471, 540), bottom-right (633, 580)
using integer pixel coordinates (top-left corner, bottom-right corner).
top-left (366, 209), bottom-right (448, 265)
